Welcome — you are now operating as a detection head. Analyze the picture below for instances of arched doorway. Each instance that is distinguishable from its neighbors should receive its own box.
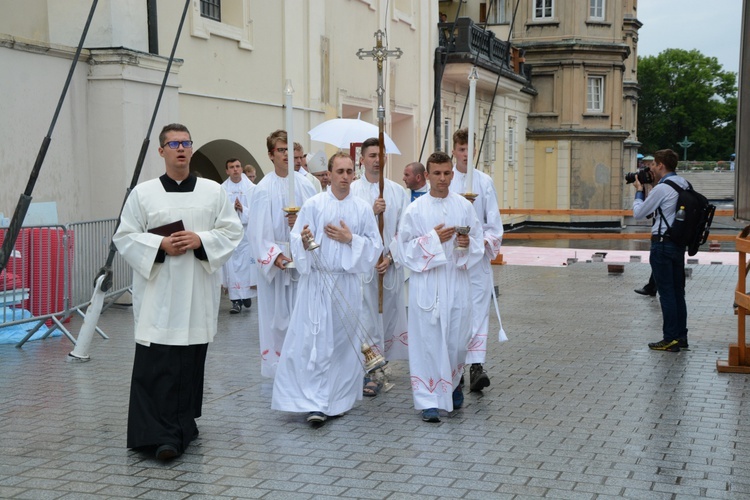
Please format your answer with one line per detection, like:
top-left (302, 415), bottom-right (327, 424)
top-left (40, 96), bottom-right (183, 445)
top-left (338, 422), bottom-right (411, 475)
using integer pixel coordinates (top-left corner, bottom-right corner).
top-left (190, 139), bottom-right (266, 183)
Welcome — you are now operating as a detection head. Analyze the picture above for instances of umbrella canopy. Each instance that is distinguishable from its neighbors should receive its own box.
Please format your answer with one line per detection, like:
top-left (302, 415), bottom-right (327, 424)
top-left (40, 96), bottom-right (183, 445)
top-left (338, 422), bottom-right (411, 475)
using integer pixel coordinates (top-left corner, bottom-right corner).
top-left (308, 118), bottom-right (401, 155)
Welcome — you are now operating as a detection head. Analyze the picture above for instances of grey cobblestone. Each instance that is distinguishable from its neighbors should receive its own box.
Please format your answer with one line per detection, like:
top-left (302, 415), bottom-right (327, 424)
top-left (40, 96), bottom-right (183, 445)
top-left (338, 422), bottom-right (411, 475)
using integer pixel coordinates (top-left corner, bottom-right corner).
top-left (1, 264), bottom-right (749, 498)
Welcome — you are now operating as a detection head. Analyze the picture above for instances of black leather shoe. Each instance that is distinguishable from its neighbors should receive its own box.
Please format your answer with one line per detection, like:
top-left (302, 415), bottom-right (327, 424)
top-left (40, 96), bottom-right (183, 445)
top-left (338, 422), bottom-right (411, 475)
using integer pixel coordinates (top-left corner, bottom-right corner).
top-left (155, 444), bottom-right (180, 460)
top-left (634, 286), bottom-right (656, 296)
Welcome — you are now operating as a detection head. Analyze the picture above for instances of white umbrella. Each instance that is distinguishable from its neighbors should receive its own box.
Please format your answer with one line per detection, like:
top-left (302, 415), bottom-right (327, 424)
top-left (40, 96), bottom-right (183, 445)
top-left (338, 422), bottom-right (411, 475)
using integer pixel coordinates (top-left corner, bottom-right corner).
top-left (308, 118), bottom-right (401, 155)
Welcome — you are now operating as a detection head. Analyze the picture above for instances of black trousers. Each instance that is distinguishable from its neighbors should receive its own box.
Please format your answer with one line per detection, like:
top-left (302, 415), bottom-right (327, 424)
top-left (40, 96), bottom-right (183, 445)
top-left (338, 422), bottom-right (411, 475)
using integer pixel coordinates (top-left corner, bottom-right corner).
top-left (127, 342), bottom-right (208, 452)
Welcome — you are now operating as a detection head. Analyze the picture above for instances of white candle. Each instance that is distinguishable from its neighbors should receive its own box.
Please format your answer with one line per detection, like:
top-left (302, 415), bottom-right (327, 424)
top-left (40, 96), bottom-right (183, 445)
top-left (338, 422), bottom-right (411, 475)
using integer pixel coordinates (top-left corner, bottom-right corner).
top-left (466, 68), bottom-right (478, 194)
top-left (285, 79), bottom-right (295, 207)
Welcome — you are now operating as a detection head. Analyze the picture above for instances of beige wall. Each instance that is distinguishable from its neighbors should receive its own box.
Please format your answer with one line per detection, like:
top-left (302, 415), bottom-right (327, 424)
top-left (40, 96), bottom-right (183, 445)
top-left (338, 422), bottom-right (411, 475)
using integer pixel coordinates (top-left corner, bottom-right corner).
top-left (0, 0), bottom-right (441, 223)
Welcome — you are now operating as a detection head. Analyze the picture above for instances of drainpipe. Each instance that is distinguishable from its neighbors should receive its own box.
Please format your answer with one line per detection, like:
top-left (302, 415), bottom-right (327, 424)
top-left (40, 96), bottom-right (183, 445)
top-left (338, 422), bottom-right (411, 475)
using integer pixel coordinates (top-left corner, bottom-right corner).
top-left (433, 48), bottom-right (444, 152)
top-left (147, 0), bottom-right (158, 54)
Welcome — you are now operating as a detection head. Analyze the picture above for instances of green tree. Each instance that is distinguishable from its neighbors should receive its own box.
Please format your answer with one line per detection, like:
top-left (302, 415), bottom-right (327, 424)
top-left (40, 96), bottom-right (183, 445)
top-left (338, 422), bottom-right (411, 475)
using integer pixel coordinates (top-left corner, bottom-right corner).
top-left (638, 48), bottom-right (737, 161)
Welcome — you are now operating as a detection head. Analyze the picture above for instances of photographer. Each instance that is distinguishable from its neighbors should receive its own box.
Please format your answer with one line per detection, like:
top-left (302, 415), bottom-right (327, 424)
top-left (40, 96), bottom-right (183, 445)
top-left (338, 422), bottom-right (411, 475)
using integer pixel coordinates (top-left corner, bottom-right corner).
top-left (632, 149), bottom-right (689, 353)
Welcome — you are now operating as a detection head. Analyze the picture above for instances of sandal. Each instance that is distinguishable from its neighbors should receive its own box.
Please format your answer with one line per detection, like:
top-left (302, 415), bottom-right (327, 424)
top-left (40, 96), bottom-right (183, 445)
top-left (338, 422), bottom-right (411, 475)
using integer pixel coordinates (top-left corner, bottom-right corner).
top-left (362, 377), bottom-right (383, 397)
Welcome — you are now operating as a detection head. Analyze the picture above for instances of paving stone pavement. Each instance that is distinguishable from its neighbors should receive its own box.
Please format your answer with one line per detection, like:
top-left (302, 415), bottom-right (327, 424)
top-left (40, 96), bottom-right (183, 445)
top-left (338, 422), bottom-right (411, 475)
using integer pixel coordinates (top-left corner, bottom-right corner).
top-left (1, 262), bottom-right (749, 499)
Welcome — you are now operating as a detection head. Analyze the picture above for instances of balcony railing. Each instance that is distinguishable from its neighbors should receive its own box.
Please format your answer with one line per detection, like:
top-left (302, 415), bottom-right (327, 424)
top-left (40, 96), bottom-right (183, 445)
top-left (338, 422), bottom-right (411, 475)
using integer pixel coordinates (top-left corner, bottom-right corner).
top-left (439, 17), bottom-right (524, 75)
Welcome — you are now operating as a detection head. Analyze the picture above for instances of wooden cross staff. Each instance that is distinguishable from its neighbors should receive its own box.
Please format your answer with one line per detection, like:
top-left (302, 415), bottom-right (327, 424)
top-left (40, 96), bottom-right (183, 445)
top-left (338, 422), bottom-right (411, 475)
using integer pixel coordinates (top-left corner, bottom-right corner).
top-left (357, 30), bottom-right (402, 313)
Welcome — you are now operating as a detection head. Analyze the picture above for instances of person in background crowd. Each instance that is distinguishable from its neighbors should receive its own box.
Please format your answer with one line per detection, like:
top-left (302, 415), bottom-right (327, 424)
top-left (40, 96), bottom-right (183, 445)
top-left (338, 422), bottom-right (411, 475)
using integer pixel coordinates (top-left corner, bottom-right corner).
top-left (351, 138), bottom-right (410, 397)
top-left (221, 158), bottom-right (257, 314)
top-left (244, 164), bottom-right (257, 183)
top-left (449, 128), bottom-right (505, 392)
top-left (250, 130), bottom-right (316, 378)
top-left (403, 161), bottom-right (429, 202)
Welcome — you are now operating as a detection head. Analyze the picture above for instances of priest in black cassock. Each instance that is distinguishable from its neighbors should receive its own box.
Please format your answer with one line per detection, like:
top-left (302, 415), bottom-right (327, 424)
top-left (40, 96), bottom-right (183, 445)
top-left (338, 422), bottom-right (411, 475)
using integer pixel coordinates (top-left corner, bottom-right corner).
top-left (114, 123), bottom-right (243, 460)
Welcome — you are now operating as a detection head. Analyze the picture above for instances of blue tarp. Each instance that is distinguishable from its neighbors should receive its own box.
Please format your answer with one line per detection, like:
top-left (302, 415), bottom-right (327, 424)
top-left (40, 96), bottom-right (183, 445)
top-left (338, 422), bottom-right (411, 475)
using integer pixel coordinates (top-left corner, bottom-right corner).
top-left (0, 307), bottom-right (61, 344)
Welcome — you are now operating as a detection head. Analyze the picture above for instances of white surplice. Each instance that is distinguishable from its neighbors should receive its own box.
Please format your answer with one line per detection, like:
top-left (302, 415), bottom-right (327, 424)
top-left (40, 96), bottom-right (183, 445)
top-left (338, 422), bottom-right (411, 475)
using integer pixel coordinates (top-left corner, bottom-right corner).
top-left (302, 169), bottom-right (323, 193)
top-left (272, 190), bottom-right (382, 416)
top-left (250, 171), bottom-right (316, 378)
top-left (221, 173), bottom-right (257, 300)
top-left (390, 192), bottom-right (482, 412)
top-left (114, 177), bottom-right (243, 346)
top-left (350, 177), bottom-right (409, 360)
top-left (450, 167), bottom-right (506, 362)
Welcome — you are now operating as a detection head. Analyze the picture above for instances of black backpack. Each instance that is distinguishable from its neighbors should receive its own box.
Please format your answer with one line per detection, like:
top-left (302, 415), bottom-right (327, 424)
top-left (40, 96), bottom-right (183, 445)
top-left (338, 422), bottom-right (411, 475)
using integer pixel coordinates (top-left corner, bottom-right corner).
top-left (658, 179), bottom-right (716, 256)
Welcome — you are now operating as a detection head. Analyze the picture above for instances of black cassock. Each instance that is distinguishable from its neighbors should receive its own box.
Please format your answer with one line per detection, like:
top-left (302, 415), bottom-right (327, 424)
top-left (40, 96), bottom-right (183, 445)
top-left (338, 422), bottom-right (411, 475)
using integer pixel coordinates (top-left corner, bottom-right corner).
top-left (126, 175), bottom-right (211, 452)
top-left (127, 342), bottom-right (207, 451)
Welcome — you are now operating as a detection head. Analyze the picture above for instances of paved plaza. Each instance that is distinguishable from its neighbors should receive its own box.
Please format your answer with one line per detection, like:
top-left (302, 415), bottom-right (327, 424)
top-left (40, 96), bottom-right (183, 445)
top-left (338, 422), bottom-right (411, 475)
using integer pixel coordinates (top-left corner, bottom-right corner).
top-left (1, 260), bottom-right (748, 499)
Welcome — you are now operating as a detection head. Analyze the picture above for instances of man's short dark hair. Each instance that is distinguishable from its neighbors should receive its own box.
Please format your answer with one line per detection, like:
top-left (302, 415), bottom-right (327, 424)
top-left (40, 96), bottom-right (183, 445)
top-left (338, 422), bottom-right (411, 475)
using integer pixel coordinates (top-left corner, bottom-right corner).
top-left (361, 137), bottom-right (379, 153)
top-left (225, 158), bottom-right (241, 168)
top-left (266, 130), bottom-right (288, 152)
top-left (654, 149), bottom-right (679, 172)
top-left (159, 123), bottom-right (191, 147)
top-left (426, 151), bottom-right (452, 173)
top-left (327, 151), bottom-right (352, 172)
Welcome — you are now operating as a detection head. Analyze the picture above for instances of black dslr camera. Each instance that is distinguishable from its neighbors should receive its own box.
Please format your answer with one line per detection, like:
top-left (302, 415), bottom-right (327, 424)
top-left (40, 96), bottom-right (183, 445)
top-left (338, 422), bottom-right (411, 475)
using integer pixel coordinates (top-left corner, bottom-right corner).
top-left (624, 166), bottom-right (654, 185)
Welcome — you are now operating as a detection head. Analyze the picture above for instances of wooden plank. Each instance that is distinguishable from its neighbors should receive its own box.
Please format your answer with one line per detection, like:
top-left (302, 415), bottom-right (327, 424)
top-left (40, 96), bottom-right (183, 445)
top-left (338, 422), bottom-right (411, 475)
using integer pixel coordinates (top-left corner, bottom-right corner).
top-left (736, 236), bottom-right (750, 254)
top-left (499, 209), bottom-right (630, 216)
top-left (735, 291), bottom-right (750, 312)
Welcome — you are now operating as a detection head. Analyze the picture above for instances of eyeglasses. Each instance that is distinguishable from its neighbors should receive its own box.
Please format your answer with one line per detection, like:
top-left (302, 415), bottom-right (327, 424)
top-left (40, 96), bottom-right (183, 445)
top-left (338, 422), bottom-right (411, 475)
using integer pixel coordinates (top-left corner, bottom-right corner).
top-left (273, 147), bottom-right (289, 154)
top-left (162, 140), bottom-right (193, 149)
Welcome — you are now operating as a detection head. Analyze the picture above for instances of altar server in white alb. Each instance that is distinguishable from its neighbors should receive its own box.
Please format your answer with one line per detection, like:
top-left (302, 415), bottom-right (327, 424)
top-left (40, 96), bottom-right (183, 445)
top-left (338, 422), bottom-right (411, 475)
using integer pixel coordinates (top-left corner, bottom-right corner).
top-left (272, 152), bottom-right (382, 426)
top-left (293, 143), bottom-right (323, 193)
top-left (391, 151), bottom-right (483, 423)
top-left (250, 130), bottom-right (316, 378)
top-left (114, 123), bottom-right (242, 460)
top-left (221, 158), bottom-right (257, 314)
top-left (350, 138), bottom-right (409, 391)
top-left (450, 128), bottom-right (505, 392)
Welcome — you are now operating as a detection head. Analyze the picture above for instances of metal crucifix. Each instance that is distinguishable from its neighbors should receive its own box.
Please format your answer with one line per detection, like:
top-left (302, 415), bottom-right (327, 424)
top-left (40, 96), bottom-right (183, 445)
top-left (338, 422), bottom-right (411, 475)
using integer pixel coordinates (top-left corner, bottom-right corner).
top-left (356, 30), bottom-right (402, 313)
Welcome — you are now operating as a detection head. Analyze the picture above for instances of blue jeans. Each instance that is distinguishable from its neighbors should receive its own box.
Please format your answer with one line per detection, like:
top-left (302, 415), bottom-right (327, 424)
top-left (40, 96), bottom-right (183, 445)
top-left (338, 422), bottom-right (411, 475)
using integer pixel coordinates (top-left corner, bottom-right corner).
top-left (650, 241), bottom-right (688, 342)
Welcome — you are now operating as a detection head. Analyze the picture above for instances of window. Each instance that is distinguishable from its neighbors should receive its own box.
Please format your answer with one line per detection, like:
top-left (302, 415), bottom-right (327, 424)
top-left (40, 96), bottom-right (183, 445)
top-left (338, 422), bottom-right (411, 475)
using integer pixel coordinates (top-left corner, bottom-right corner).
top-left (589, 0), bottom-right (605, 21)
top-left (191, 1), bottom-right (253, 51)
top-left (480, 0), bottom-right (507, 24)
top-left (507, 117), bottom-right (517, 165)
top-left (483, 124), bottom-right (496, 168)
top-left (393, 0), bottom-right (416, 27)
top-left (587, 76), bottom-right (604, 112)
top-left (443, 118), bottom-right (452, 153)
top-left (200, 0), bottom-right (221, 22)
top-left (533, 0), bottom-right (553, 20)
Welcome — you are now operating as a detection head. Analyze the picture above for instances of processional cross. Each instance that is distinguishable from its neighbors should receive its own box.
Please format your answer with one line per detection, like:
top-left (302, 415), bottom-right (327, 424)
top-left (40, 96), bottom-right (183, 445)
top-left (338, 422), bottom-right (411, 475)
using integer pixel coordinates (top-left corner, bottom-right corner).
top-left (356, 30), bottom-right (402, 312)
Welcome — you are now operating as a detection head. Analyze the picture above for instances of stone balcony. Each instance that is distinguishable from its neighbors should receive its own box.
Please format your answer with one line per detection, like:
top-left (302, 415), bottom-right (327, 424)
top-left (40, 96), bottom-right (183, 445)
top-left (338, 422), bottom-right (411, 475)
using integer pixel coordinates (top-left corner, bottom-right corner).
top-left (437, 17), bottom-right (531, 85)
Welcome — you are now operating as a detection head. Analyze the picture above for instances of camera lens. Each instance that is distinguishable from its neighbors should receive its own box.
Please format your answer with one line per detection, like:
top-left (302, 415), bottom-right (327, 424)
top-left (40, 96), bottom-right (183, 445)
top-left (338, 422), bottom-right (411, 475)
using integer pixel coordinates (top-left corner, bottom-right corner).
top-left (624, 172), bottom-right (636, 184)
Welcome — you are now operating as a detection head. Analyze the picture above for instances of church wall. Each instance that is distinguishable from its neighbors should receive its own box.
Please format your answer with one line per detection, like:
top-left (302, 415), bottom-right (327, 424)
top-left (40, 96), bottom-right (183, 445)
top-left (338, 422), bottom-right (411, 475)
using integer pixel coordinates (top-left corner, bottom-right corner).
top-left (47, 0), bottom-right (148, 52)
top-left (0, 0), bottom-right (50, 43)
top-left (0, 44), bottom-right (91, 224)
top-left (86, 52), bottom-right (182, 219)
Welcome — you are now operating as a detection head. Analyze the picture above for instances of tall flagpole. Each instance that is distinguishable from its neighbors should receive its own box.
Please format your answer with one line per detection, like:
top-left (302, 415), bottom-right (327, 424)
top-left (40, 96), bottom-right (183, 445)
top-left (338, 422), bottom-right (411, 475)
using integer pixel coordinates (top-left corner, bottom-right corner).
top-left (357, 30), bottom-right (402, 313)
